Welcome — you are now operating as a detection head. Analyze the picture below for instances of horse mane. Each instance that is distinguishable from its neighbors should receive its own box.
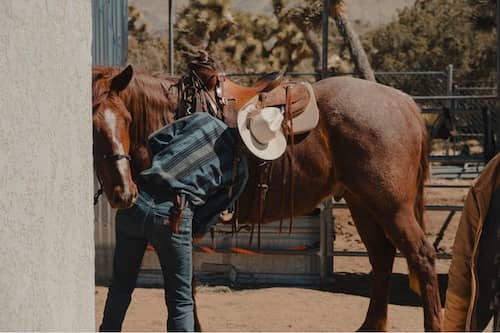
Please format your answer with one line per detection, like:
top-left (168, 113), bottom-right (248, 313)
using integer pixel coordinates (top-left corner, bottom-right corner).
top-left (92, 66), bottom-right (180, 147)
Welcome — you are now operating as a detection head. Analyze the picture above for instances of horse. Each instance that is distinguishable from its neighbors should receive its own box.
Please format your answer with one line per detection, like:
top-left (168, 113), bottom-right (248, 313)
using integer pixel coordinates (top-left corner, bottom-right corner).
top-left (92, 64), bottom-right (442, 331)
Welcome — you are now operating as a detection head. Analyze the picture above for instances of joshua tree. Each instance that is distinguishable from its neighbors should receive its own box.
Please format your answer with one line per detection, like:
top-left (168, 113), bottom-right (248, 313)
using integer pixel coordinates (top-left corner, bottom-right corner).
top-left (469, 0), bottom-right (496, 31)
top-left (330, 0), bottom-right (376, 81)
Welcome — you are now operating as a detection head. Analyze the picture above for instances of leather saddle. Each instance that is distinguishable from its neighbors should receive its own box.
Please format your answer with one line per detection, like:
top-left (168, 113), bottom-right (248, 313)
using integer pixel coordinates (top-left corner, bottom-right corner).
top-left (183, 55), bottom-right (318, 134)
top-left (223, 71), bottom-right (284, 109)
top-left (188, 60), bottom-right (284, 108)
top-left (183, 54), bottom-right (319, 244)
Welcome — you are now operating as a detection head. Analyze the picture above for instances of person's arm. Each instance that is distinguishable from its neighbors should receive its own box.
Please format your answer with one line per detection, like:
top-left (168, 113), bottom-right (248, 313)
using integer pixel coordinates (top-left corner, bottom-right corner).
top-left (192, 154), bottom-right (249, 238)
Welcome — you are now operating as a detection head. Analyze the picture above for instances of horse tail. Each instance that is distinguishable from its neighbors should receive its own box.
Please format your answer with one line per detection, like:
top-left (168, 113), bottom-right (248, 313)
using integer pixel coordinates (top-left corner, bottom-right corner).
top-left (409, 122), bottom-right (430, 296)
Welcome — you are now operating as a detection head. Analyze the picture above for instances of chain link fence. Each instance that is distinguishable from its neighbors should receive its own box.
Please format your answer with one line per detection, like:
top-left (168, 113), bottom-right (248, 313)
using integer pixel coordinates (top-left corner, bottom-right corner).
top-left (417, 96), bottom-right (497, 163)
top-left (375, 71), bottom-right (449, 97)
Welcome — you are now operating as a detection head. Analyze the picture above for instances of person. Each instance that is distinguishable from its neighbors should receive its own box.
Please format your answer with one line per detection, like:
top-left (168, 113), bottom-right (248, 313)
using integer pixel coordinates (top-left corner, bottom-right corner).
top-left (99, 107), bottom-right (288, 331)
top-left (444, 153), bottom-right (500, 331)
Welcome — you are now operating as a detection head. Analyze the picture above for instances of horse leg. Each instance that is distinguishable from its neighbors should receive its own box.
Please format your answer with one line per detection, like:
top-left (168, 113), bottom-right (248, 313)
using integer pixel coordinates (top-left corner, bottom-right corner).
top-left (347, 196), bottom-right (396, 331)
top-left (380, 205), bottom-right (442, 331)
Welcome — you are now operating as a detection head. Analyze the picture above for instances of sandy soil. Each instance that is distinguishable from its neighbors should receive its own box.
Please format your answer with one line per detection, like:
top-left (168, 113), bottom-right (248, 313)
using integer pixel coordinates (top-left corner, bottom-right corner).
top-left (96, 284), bottom-right (425, 331)
top-left (95, 257), bottom-right (455, 331)
top-left (95, 178), bottom-right (481, 331)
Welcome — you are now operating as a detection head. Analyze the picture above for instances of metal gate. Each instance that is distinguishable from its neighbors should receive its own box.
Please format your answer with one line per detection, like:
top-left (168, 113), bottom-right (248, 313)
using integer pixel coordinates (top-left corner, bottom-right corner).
top-left (92, 0), bottom-right (128, 283)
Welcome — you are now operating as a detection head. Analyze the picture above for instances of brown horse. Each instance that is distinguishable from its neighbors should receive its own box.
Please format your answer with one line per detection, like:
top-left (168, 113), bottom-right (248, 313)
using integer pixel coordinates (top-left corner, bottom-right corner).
top-left (92, 65), bottom-right (441, 331)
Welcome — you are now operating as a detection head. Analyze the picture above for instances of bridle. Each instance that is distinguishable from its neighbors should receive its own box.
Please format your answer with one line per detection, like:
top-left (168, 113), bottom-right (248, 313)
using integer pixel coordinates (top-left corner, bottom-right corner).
top-left (93, 154), bottom-right (132, 206)
top-left (92, 93), bottom-right (133, 205)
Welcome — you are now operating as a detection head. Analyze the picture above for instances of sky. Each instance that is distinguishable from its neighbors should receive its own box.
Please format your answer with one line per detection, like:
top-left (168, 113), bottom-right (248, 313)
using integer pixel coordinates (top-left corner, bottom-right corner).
top-left (128, 0), bottom-right (416, 35)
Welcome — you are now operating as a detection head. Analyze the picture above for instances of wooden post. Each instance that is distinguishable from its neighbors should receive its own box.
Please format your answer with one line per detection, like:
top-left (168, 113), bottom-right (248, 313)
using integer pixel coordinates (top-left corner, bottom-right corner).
top-left (319, 198), bottom-right (334, 288)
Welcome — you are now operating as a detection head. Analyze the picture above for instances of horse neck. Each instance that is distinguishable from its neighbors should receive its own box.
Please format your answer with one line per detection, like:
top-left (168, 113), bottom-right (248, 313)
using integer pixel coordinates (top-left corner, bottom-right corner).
top-left (120, 74), bottom-right (180, 175)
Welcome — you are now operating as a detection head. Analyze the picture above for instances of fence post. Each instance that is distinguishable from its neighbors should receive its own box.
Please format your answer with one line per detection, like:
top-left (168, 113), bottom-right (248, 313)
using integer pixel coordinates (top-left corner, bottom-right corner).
top-left (168, 0), bottom-right (175, 76)
top-left (446, 64), bottom-right (454, 96)
top-left (446, 64), bottom-right (457, 154)
top-left (483, 107), bottom-right (494, 161)
top-left (320, 198), bottom-right (334, 288)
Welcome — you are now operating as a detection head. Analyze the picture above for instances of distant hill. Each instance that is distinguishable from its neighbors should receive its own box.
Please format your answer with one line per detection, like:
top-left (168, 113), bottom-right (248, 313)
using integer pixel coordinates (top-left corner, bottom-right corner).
top-left (128, 0), bottom-right (416, 35)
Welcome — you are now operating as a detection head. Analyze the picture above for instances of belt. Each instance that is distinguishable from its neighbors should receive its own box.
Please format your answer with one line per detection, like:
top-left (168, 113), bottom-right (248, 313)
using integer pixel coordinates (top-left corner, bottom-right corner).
top-left (137, 180), bottom-right (189, 234)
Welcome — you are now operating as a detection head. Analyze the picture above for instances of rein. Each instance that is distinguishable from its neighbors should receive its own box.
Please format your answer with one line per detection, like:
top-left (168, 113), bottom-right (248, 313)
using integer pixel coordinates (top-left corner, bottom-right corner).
top-left (178, 69), bottom-right (227, 121)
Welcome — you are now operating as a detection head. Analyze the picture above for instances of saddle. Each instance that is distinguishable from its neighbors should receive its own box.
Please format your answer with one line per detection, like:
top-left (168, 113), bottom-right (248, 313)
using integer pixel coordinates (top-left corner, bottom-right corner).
top-left (246, 81), bottom-right (319, 135)
top-left (223, 71), bottom-right (284, 109)
top-left (182, 59), bottom-right (285, 126)
top-left (182, 56), bottom-right (318, 134)
top-left (179, 53), bottom-right (320, 249)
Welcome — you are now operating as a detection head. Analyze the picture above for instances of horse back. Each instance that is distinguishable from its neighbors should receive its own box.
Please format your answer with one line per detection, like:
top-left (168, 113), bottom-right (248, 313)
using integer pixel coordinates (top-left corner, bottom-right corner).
top-left (313, 76), bottom-right (426, 205)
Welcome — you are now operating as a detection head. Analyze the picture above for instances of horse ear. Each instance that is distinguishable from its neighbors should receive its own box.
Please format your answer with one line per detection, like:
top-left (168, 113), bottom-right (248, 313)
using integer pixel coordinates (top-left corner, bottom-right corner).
top-left (110, 65), bottom-right (133, 92)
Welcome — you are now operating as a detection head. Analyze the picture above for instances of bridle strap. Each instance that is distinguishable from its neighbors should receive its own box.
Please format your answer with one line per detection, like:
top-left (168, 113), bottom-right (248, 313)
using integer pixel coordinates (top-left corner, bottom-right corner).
top-left (94, 183), bottom-right (104, 206)
top-left (100, 153), bottom-right (131, 163)
top-left (94, 174), bottom-right (104, 206)
top-left (93, 153), bottom-right (132, 205)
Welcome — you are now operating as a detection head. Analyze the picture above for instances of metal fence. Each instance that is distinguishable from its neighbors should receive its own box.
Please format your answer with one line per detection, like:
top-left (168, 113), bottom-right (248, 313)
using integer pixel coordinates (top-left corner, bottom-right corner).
top-left (416, 95), bottom-right (498, 164)
top-left (92, 0), bottom-right (128, 66)
top-left (376, 70), bottom-right (449, 97)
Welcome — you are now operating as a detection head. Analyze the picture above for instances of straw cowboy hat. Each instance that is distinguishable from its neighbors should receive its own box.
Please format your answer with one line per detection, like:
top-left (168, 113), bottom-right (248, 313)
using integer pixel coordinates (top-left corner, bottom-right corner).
top-left (237, 102), bottom-right (287, 161)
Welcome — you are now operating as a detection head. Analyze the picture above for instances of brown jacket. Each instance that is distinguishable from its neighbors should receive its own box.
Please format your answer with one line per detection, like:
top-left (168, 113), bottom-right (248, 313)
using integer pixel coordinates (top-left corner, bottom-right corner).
top-left (443, 153), bottom-right (500, 331)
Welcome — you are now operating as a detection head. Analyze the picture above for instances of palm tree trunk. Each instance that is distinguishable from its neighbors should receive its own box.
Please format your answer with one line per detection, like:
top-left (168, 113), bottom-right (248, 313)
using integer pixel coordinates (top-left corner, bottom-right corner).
top-left (330, 2), bottom-right (376, 82)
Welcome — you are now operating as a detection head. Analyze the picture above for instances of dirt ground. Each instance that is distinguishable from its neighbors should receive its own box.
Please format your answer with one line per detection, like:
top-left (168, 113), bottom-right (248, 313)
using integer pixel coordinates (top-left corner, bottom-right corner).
top-left (95, 178), bottom-right (483, 331)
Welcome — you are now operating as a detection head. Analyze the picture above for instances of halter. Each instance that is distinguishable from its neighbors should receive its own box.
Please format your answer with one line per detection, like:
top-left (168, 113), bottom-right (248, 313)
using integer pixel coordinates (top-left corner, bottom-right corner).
top-left (92, 91), bottom-right (133, 205)
top-left (96, 153), bottom-right (132, 163)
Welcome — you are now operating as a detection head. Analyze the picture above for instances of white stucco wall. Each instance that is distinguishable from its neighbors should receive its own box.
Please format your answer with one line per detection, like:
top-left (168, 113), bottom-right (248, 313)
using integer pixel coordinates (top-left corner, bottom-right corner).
top-left (0, 1), bottom-right (94, 331)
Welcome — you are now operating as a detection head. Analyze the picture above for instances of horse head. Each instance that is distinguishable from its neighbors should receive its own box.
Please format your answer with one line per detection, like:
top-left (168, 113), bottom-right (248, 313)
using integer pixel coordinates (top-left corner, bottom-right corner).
top-left (92, 65), bottom-right (138, 209)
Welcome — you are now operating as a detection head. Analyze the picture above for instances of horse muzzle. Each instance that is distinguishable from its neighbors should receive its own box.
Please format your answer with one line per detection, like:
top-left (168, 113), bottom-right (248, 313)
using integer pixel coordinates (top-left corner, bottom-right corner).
top-left (109, 183), bottom-right (138, 209)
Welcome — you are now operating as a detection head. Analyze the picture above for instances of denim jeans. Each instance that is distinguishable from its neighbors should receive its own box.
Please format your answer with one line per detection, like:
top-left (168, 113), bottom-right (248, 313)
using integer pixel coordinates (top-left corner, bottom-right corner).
top-left (99, 191), bottom-right (194, 332)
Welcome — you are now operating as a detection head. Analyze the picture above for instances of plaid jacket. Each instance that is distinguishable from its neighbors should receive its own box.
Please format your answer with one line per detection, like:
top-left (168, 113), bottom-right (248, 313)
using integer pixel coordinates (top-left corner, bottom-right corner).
top-left (137, 112), bottom-right (248, 236)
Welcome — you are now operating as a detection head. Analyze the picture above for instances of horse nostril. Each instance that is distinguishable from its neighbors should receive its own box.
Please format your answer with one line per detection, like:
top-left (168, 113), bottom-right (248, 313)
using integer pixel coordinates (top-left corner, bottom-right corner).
top-left (111, 184), bottom-right (138, 208)
top-left (112, 187), bottom-right (124, 204)
top-left (131, 190), bottom-right (138, 203)
top-left (129, 183), bottom-right (138, 201)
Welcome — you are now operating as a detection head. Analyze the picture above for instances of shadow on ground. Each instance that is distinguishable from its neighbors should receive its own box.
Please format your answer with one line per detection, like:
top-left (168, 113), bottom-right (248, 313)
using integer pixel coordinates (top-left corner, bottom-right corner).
top-left (330, 272), bottom-right (448, 306)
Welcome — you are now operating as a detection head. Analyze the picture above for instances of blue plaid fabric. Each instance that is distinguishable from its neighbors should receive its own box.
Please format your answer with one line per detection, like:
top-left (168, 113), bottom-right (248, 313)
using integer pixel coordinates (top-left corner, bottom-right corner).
top-left (137, 112), bottom-right (248, 236)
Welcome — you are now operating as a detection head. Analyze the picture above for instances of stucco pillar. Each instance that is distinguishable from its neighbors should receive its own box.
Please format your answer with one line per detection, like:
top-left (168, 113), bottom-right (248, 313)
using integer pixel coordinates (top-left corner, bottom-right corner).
top-left (0, 1), bottom-right (94, 331)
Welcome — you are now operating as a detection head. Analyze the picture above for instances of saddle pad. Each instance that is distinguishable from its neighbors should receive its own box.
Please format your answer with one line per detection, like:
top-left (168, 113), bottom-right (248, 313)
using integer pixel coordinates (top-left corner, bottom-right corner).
top-left (290, 82), bottom-right (319, 135)
top-left (259, 82), bottom-right (310, 117)
top-left (237, 81), bottom-right (319, 136)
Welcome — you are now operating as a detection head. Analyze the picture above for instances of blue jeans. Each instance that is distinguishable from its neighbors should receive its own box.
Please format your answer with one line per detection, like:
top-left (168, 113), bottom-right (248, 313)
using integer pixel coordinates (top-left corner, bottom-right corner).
top-left (100, 192), bottom-right (194, 332)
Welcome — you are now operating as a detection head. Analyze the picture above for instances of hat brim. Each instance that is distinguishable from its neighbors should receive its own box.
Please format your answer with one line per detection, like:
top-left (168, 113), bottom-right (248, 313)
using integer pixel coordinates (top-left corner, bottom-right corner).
top-left (237, 99), bottom-right (287, 161)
